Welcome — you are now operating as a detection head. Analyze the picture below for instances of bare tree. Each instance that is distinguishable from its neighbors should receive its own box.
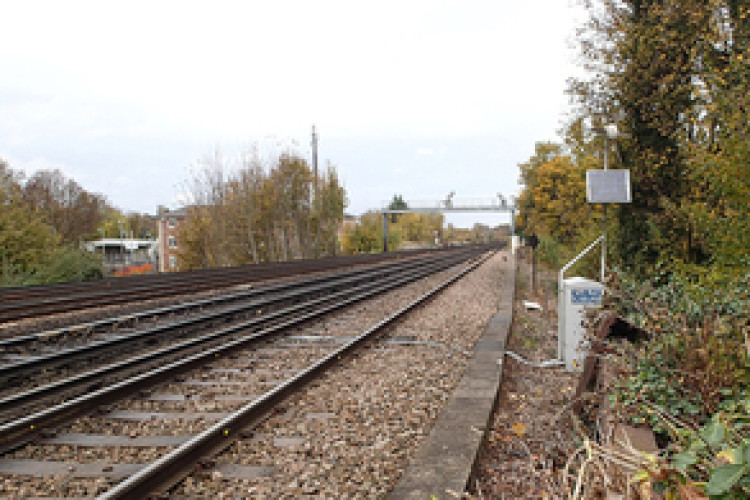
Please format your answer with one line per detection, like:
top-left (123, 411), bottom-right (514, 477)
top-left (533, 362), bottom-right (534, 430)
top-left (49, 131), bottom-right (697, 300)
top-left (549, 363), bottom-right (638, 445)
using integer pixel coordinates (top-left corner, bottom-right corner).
top-left (176, 148), bottom-right (346, 270)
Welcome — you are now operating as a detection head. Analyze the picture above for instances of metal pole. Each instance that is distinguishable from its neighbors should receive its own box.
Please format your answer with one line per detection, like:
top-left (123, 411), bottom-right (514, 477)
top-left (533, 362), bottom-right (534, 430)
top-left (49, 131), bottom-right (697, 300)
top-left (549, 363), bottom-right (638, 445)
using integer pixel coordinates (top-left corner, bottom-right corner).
top-left (312, 126), bottom-right (320, 258)
top-left (601, 136), bottom-right (608, 283)
top-left (311, 125), bottom-right (318, 202)
top-left (382, 213), bottom-right (388, 253)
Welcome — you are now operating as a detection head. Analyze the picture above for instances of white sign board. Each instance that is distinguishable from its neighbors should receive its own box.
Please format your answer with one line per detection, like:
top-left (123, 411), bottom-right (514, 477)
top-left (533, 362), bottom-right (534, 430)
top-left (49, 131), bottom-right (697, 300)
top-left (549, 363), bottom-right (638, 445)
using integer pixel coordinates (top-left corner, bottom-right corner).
top-left (586, 170), bottom-right (631, 203)
top-left (570, 288), bottom-right (603, 306)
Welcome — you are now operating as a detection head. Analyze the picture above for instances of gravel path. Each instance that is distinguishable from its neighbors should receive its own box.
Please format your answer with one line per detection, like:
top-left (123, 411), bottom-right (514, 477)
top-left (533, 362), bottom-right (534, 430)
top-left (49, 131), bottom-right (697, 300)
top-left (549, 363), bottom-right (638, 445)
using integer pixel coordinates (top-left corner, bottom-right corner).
top-left (0, 250), bottom-right (506, 498)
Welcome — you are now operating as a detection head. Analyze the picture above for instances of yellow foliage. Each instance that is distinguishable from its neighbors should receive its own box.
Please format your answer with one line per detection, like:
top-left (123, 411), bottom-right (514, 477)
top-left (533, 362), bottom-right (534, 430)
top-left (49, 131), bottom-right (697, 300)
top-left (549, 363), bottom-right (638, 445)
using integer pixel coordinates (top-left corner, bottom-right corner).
top-left (517, 145), bottom-right (600, 246)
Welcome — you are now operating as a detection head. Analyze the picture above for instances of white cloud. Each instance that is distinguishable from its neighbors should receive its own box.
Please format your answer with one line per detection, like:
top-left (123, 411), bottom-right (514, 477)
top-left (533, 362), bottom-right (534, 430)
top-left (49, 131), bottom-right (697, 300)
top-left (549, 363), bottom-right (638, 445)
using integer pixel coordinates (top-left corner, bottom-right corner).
top-left (0, 0), bottom-right (586, 214)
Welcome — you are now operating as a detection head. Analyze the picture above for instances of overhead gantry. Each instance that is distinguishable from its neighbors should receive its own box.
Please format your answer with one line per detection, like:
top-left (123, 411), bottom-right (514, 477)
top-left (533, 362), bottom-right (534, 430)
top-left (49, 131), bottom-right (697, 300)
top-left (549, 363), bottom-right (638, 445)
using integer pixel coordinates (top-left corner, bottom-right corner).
top-left (380, 194), bottom-right (517, 252)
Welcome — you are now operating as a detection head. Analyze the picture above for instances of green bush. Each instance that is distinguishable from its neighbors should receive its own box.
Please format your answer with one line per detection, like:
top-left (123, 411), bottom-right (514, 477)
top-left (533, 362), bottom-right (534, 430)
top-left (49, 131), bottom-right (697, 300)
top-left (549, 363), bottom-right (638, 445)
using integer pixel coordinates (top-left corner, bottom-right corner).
top-left (36, 247), bottom-right (104, 284)
top-left (608, 270), bottom-right (750, 433)
top-left (1, 247), bottom-right (103, 287)
top-left (632, 401), bottom-right (750, 498)
top-left (537, 233), bottom-right (563, 268)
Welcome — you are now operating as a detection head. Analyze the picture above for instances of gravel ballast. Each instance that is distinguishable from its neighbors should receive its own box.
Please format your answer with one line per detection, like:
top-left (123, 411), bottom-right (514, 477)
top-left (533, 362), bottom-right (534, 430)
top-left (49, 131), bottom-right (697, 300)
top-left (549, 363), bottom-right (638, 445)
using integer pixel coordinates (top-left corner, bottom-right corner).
top-left (0, 250), bottom-right (509, 498)
top-left (173, 250), bottom-right (512, 498)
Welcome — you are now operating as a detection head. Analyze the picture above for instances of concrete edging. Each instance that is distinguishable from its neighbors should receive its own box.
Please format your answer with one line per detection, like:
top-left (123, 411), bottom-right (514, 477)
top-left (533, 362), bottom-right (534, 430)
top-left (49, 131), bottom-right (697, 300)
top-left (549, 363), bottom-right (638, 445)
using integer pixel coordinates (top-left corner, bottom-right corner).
top-left (389, 253), bottom-right (516, 499)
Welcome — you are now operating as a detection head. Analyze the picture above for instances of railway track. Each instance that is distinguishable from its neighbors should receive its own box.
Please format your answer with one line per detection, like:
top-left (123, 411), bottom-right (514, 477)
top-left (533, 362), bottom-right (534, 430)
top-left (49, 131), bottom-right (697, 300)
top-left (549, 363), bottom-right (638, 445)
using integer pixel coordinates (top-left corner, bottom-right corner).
top-left (0, 247), bottom-right (453, 326)
top-left (0, 250), bottom-right (460, 401)
top-left (0, 245), bottom-right (498, 498)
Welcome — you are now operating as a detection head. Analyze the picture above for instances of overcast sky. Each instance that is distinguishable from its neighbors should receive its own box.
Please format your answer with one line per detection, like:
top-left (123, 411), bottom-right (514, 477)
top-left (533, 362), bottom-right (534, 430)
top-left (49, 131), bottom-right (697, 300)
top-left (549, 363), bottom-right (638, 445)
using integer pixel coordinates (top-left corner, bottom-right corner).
top-left (1, 1), bottom-right (585, 227)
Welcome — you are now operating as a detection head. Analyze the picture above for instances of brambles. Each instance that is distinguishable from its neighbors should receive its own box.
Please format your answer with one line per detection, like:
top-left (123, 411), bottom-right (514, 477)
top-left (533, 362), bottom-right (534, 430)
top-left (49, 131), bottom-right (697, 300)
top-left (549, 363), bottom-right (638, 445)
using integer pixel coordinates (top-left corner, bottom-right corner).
top-left (608, 270), bottom-right (749, 420)
top-left (600, 270), bottom-right (750, 497)
top-left (628, 402), bottom-right (750, 498)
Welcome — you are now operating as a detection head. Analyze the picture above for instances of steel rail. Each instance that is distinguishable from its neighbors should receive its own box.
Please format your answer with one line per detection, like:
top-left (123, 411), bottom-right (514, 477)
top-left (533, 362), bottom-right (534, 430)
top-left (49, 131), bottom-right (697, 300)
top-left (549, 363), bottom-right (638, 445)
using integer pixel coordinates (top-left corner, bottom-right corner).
top-left (98, 250), bottom-right (495, 499)
top-left (0, 251), bottom-right (470, 412)
top-left (0, 247), bottom-right (448, 300)
top-left (0, 247), bottom-right (459, 323)
top-left (0, 250), bottom-right (476, 446)
top-left (0, 250), bottom-right (460, 382)
top-left (0, 249), bottom-right (449, 349)
top-left (0, 248), bottom-right (485, 451)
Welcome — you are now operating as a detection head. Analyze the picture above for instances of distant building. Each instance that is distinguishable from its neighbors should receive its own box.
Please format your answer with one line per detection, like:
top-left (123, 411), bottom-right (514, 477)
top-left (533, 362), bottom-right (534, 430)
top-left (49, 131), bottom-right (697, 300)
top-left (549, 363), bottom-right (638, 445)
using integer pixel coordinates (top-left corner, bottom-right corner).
top-left (157, 207), bottom-right (186, 272)
top-left (84, 239), bottom-right (157, 276)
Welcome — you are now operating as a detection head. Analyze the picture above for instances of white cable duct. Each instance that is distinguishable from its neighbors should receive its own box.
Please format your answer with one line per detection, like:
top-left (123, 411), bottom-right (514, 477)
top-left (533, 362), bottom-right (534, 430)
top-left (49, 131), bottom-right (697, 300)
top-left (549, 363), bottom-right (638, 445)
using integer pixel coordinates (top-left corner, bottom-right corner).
top-left (503, 350), bottom-right (565, 368)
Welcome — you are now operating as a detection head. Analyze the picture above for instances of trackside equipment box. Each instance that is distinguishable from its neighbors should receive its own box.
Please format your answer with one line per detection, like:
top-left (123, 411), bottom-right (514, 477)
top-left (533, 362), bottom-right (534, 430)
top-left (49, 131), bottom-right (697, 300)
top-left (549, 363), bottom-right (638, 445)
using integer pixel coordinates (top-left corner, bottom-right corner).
top-left (558, 277), bottom-right (604, 371)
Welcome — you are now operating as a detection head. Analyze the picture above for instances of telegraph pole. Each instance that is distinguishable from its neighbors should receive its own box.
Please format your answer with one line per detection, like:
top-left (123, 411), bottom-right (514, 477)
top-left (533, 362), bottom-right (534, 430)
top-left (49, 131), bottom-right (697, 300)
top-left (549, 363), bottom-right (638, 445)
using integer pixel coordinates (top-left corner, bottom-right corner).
top-left (311, 125), bottom-right (318, 201)
top-left (311, 125), bottom-right (320, 257)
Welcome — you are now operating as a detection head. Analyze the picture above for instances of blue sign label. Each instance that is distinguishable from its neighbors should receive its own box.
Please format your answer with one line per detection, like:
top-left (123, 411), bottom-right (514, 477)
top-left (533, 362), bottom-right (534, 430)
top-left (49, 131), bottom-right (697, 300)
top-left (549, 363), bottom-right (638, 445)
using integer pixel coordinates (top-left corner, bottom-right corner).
top-left (570, 288), bottom-right (602, 306)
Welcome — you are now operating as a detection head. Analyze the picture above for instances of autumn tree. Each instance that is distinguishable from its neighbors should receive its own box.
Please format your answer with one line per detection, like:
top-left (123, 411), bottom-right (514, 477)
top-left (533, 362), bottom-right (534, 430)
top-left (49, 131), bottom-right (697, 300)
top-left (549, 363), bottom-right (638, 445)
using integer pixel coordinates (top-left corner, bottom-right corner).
top-left (443, 223), bottom-right (473, 245)
top-left (516, 142), bottom-right (601, 244)
top-left (224, 155), bottom-right (266, 264)
top-left (176, 149), bottom-right (347, 270)
top-left (379, 194), bottom-right (445, 248)
top-left (1, 201), bottom-right (63, 285)
top-left (268, 154), bottom-right (313, 260)
top-left (388, 194), bottom-right (408, 211)
top-left (562, 7), bottom-right (750, 494)
top-left (397, 212), bottom-right (444, 245)
top-left (1, 160), bottom-right (22, 201)
top-left (98, 208), bottom-right (130, 239)
top-left (125, 212), bottom-right (157, 239)
top-left (387, 193), bottom-right (408, 223)
top-left (22, 169), bottom-right (106, 244)
top-left (315, 164), bottom-right (347, 256)
top-left (175, 150), bottom-right (230, 269)
top-left (679, 4), bottom-right (750, 272)
top-left (0, 160), bottom-right (103, 285)
top-left (0, 163), bottom-right (54, 282)
top-left (571, 0), bottom-right (749, 274)
top-left (342, 211), bottom-right (401, 254)
top-left (175, 204), bottom-right (214, 270)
